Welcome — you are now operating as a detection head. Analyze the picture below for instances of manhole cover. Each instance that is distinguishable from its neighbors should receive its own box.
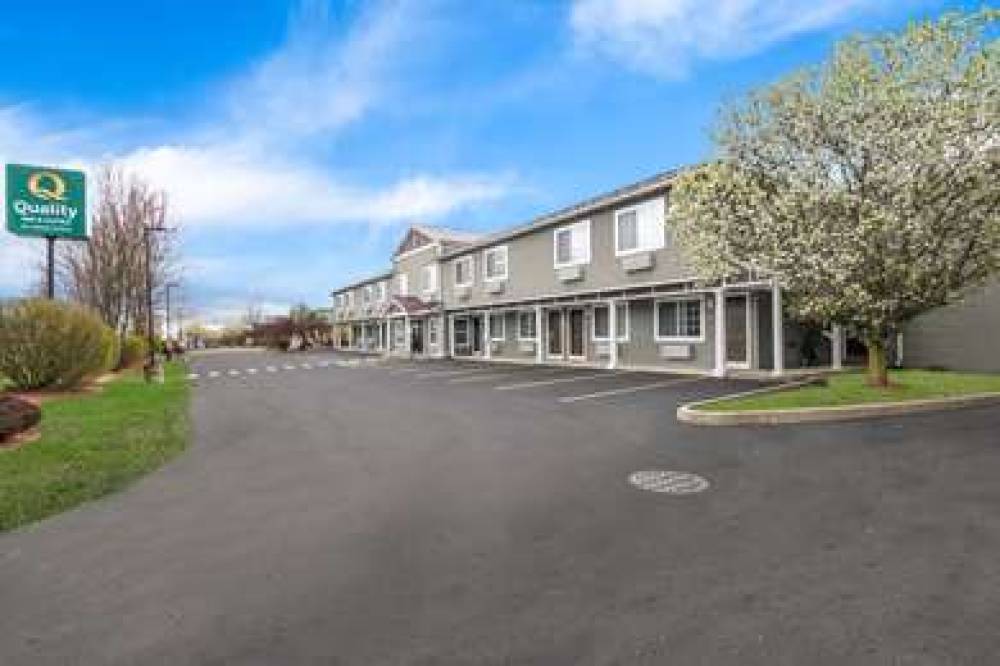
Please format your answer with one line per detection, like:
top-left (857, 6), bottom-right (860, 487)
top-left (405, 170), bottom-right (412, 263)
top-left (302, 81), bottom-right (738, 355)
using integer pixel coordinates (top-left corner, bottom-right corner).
top-left (628, 470), bottom-right (709, 495)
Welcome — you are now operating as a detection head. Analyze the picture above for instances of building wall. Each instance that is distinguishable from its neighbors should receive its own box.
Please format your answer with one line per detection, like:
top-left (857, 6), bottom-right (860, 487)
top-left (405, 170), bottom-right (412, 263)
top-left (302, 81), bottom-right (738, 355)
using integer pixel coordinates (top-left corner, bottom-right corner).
top-left (903, 280), bottom-right (1000, 372)
top-left (441, 188), bottom-right (695, 308)
top-left (392, 244), bottom-right (442, 303)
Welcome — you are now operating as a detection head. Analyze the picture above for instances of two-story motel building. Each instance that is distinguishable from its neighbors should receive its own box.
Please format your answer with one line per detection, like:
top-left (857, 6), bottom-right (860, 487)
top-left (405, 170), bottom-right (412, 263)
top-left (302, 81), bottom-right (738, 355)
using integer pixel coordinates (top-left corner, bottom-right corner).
top-left (331, 167), bottom-right (1000, 377)
top-left (330, 169), bottom-right (848, 377)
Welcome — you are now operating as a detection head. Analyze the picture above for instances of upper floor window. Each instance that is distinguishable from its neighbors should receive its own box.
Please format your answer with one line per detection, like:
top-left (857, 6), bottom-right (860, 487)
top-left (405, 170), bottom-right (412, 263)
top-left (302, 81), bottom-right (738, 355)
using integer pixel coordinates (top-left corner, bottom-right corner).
top-left (483, 246), bottom-right (508, 282)
top-left (592, 302), bottom-right (630, 342)
top-left (454, 256), bottom-right (473, 287)
top-left (363, 285), bottom-right (372, 303)
top-left (615, 197), bottom-right (666, 256)
top-left (655, 298), bottom-right (704, 342)
top-left (377, 281), bottom-right (387, 301)
top-left (553, 220), bottom-right (591, 268)
top-left (422, 265), bottom-right (437, 294)
top-left (398, 273), bottom-right (409, 296)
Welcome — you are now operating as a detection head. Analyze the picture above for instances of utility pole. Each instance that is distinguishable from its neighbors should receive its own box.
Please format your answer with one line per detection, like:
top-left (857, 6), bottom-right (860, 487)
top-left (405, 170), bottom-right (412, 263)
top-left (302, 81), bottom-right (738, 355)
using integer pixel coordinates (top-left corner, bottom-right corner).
top-left (46, 236), bottom-right (56, 299)
top-left (144, 225), bottom-right (168, 382)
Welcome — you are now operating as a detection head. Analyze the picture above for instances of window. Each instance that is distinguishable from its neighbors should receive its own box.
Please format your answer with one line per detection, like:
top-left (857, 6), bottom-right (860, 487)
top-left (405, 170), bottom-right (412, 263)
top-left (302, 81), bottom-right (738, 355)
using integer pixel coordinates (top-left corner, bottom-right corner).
top-left (422, 265), bottom-right (437, 294)
top-left (615, 197), bottom-right (666, 256)
top-left (398, 273), bottom-right (409, 296)
top-left (377, 281), bottom-right (387, 301)
top-left (454, 256), bottom-right (473, 287)
top-left (363, 285), bottom-right (372, 303)
top-left (429, 318), bottom-right (439, 345)
top-left (489, 312), bottom-right (505, 341)
top-left (592, 303), bottom-right (629, 341)
top-left (553, 220), bottom-right (591, 268)
top-left (454, 318), bottom-right (469, 346)
top-left (518, 311), bottom-right (537, 340)
top-left (655, 298), bottom-right (704, 341)
top-left (483, 246), bottom-right (508, 282)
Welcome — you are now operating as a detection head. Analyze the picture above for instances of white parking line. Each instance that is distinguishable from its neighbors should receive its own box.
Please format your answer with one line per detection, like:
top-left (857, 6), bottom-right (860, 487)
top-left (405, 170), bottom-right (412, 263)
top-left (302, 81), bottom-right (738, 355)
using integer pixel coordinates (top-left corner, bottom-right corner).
top-left (495, 373), bottom-right (612, 391)
top-left (246, 368), bottom-right (258, 374)
top-left (318, 361), bottom-right (330, 368)
top-left (187, 373), bottom-right (200, 380)
top-left (449, 373), bottom-right (515, 384)
top-left (208, 370), bottom-right (221, 378)
top-left (283, 364), bottom-right (296, 370)
top-left (266, 366), bottom-right (278, 372)
top-left (417, 369), bottom-right (485, 379)
top-left (558, 377), bottom-right (703, 403)
top-left (228, 369), bottom-right (241, 377)
top-left (300, 363), bottom-right (313, 369)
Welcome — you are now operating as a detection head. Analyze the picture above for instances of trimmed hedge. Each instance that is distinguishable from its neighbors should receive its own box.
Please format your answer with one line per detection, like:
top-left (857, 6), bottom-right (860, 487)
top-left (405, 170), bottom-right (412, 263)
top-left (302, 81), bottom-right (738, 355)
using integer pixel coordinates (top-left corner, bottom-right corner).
top-left (0, 299), bottom-right (116, 390)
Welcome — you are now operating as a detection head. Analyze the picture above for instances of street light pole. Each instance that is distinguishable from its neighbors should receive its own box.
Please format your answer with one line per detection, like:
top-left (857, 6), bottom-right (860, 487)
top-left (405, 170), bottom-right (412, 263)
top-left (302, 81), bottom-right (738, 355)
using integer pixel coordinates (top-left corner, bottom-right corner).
top-left (144, 225), bottom-right (168, 382)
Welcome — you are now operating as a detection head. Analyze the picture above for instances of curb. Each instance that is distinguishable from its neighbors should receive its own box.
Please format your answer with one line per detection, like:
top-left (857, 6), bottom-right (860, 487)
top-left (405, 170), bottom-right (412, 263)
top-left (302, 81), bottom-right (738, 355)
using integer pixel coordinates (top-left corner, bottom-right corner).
top-left (677, 389), bottom-right (1000, 426)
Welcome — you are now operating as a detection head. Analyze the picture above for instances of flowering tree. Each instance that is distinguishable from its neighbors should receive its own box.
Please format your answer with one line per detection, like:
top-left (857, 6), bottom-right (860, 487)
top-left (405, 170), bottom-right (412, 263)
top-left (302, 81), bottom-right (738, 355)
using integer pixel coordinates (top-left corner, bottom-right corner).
top-left (669, 10), bottom-right (999, 385)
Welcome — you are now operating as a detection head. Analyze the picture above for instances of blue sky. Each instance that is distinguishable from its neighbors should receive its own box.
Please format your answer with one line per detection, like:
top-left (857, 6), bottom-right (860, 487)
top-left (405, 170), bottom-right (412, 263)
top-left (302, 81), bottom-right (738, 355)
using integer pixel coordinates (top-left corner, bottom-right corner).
top-left (0, 0), bottom-right (976, 324)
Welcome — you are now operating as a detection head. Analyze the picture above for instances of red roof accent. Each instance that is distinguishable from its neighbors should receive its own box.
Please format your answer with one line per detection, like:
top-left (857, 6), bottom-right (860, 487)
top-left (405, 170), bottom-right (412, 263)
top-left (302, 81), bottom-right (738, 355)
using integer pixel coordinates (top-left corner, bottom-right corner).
top-left (390, 296), bottom-right (434, 314)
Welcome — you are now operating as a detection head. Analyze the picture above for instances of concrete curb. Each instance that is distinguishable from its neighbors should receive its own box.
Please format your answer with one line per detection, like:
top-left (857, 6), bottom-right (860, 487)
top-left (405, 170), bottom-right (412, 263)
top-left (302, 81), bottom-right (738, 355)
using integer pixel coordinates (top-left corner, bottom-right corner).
top-left (677, 386), bottom-right (1000, 426)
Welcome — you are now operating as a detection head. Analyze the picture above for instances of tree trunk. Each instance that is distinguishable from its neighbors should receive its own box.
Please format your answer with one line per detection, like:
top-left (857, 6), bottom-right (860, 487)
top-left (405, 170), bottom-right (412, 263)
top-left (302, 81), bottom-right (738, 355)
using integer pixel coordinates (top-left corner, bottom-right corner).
top-left (867, 336), bottom-right (889, 387)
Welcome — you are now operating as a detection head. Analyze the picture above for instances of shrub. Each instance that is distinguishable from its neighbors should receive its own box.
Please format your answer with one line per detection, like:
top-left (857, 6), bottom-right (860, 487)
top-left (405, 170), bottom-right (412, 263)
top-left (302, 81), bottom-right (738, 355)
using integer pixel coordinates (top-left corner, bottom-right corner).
top-left (0, 396), bottom-right (41, 442)
top-left (0, 299), bottom-right (116, 390)
top-left (120, 334), bottom-right (148, 369)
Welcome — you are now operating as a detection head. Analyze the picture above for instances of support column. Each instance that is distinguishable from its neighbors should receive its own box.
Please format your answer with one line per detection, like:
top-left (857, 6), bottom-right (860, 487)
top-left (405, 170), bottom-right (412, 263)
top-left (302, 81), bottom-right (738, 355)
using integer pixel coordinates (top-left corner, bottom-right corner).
top-left (772, 282), bottom-right (785, 377)
top-left (448, 315), bottom-right (456, 358)
top-left (483, 311), bottom-right (492, 360)
top-left (713, 288), bottom-right (727, 378)
top-left (404, 315), bottom-right (411, 357)
top-left (831, 324), bottom-right (843, 370)
top-left (607, 299), bottom-right (618, 370)
top-left (535, 305), bottom-right (544, 364)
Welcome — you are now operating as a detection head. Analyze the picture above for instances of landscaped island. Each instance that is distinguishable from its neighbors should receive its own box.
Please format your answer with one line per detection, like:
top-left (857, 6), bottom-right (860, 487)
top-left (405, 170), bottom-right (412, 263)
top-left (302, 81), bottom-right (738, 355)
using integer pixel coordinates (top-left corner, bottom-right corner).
top-left (700, 370), bottom-right (1000, 412)
top-left (0, 363), bottom-right (190, 532)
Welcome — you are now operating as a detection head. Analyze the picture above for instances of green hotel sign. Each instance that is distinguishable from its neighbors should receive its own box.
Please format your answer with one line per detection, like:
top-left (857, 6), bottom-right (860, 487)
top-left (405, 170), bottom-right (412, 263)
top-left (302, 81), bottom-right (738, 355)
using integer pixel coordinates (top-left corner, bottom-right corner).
top-left (5, 164), bottom-right (87, 239)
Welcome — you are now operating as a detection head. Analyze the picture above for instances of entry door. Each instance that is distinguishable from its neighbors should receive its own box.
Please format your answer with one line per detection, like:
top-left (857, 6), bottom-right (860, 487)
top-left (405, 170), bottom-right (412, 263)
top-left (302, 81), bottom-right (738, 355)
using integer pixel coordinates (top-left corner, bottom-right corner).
top-left (410, 320), bottom-right (424, 354)
top-left (568, 308), bottom-right (585, 358)
top-left (471, 317), bottom-right (483, 354)
top-left (547, 310), bottom-right (563, 356)
top-left (725, 295), bottom-right (750, 368)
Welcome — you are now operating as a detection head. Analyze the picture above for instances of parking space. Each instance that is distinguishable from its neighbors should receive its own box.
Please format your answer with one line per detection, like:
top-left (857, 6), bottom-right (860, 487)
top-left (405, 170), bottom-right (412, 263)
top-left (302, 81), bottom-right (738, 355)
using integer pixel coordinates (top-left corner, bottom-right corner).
top-left (186, 350), bottom-right (764, 411)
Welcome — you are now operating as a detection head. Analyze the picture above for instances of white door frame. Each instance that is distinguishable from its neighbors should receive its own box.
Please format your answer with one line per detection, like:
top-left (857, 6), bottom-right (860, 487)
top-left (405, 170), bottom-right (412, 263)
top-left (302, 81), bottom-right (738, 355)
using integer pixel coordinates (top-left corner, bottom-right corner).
top-left (567, 307), bottom-right (586, 361)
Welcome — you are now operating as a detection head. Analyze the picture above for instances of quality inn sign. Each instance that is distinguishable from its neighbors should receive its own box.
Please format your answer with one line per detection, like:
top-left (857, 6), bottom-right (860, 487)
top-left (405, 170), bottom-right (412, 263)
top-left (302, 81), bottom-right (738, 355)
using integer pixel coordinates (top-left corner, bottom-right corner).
top-left (5, 164), bottom-right (86, 239)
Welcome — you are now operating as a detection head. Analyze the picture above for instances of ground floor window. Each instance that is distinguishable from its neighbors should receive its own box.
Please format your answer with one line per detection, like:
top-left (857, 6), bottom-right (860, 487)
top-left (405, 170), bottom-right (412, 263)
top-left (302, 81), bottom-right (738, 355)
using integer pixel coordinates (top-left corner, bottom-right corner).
top-left (489, 313), bottom-right (505, 341)
top-left (393, 320), bottom-right (406, 348)
top-left (428, 318), bottom-right (439, 345)
top-left (655, 298), bottom-right (703, 341)
top-left (518, 311), bottom-right (536, 340)
top-left (592, 302), bottom-right (629, 342)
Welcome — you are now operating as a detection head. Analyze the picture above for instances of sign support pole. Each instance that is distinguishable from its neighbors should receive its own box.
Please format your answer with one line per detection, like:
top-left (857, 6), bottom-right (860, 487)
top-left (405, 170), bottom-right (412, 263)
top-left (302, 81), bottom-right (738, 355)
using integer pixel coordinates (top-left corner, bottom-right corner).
top-left (45, 236), bottom-right (56, 299)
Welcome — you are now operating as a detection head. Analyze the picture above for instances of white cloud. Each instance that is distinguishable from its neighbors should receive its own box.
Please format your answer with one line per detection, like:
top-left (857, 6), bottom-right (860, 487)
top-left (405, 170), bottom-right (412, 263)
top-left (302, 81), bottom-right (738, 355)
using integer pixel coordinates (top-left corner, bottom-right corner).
top-left (570, 0), bottom-right (880, 78)
top-left (120, 144), bottom-right (510, 229)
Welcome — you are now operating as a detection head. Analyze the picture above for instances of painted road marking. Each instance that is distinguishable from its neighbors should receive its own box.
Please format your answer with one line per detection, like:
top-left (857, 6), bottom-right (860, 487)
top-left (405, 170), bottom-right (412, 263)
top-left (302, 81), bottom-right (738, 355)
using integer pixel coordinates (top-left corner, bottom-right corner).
top-left (301, 363), bottom-right (313, 369)
top-left (629, 470), bottom-right (710, 494)
top-left (417, 369), bottom-right (485, 379)
top-left (283, 364), bottom-right (296, 370)
top-left (558, 377), bottom-right (702, 403)
top-left (495, 373), bottom-right (611, 391)
top-left (246, 368), bottom-right (258, 374)
top-left (318, 361), bottom-right (330, 368)
top-left (266, 366), bottom-right (278, 372)
top-left (208, 371), bottom-right (221, 378)
top-left (449, 373), bottom-right (516, 384)
top-left (228, 370), bottom-right (241, 377)
top-left (187, 373), bottom-right (200, 380)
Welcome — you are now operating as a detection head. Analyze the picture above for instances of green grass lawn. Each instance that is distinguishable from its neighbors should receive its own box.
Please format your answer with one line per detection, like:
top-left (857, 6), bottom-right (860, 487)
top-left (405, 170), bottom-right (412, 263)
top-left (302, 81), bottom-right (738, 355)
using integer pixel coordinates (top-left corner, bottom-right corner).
top-left (702, 369), bottom-right (1000, 412)
top-left (0, 363), bottom-right (190, 531)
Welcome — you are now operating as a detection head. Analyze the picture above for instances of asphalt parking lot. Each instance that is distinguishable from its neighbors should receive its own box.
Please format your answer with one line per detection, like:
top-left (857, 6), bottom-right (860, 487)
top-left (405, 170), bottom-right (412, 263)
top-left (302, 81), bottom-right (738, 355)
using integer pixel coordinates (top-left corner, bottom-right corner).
top-left (2, 348), bottom-right (1000, 665)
